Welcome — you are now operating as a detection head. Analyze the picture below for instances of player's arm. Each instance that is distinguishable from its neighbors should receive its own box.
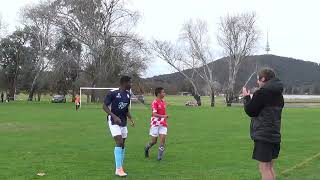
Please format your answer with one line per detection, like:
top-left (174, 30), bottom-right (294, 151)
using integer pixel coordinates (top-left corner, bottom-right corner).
top-left (152, 112), bottom-right (168, 119)
top-left (102, 93), bottom-right (121, 124)
top-left (103, 104), bottom-right (121, 124)
top-left (243, 90), bottom-right (265, 117)
top-left (127, 111), bottom-right (135, 127)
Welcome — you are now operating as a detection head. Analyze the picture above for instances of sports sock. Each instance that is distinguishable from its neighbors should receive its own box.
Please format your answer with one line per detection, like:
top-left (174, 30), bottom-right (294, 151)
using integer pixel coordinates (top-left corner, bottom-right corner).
top-left (122, 148), bottom-right (125, 166)
top-left (158, 145), bottom-right (165, 160)
top-left (145, 143), bottom-right (154, 151)
top-left (114, 147), bottom-right (123, 169)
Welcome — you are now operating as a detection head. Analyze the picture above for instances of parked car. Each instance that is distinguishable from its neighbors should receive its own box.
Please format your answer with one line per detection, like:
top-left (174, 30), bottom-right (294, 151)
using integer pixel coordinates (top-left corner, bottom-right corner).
top-left (51, 95), bottom-right (66, 103)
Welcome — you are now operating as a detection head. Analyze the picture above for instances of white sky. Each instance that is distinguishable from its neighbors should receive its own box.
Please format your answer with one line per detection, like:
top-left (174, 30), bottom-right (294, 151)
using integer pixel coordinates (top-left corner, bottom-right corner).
top-left (1, 0), bottom-right (320, 77)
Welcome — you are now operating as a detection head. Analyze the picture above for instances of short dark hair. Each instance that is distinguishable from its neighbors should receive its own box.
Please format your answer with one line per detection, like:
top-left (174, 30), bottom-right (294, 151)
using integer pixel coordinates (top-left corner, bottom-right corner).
top-left (120, 76), bottom-right (131, 85)
top-left (154, 87), bottom-right (164, 97)
top-left (258, 68), bottom-right (275, 82)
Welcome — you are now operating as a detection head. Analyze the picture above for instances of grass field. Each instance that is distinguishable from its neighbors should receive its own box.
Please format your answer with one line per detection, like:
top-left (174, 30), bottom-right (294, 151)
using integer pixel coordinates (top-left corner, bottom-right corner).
top-left (1, 96), bottom-right (320, 179)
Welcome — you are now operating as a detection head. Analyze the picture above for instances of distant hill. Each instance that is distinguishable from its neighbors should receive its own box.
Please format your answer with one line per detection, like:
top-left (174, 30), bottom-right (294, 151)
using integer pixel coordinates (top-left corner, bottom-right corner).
top-left (143, 55), bottom-right (320, 95)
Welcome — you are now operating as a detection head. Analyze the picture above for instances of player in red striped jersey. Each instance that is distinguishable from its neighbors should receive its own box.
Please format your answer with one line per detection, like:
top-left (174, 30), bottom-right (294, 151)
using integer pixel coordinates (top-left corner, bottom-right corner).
top-left (144, 87), bottom-right (169, 161)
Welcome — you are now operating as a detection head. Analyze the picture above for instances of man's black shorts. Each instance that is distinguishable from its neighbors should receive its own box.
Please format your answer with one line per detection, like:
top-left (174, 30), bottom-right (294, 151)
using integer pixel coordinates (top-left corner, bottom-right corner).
top-left (252, 141), bottom-right (280, 162)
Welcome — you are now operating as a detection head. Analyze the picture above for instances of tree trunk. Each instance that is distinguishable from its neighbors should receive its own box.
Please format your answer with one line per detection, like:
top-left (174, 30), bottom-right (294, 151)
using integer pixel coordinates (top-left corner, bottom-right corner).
top-left (28, 71), bottom-right (41, 101)
top-left (37, 93), bottom-right (41, 102)
top-left (211, 91), bottom-right (215, 107)
top-left (71, 85), bottom-right (76, 102)
top-left (210, 86), bottom-right (215, 107)
top-left (192, 92), bottom-right (201, 106)
top-left (7, 79), bottom-right (16, 101)
top-left (28, 87), bottom-right (36, 101)
top-left (91, 92), bottom-right (96, 102)
top-left (86, 94), bottom-right (90, 103)
top-left (90, 79), bottom-right (96, 103)
top-left (91, 89), bottom-right (96, 103)
top-left (226, 91), bottom-right (233, 107)
top-left (8, 87), bottom-right (15, 101)
top-left (5, 67), bottom-right (18, 101)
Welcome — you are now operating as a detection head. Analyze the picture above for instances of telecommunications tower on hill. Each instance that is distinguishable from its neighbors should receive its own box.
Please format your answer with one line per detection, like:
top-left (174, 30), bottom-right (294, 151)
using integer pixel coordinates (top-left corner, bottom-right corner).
top-left (265, 30), bottom-right (271, 54)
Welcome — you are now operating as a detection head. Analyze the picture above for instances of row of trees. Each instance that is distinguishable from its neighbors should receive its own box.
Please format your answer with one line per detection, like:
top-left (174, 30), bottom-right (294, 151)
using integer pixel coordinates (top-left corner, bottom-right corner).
top-left (0, 0), bottom-right (260, 106)
top-left (0, 0), bottom-right (148, 102)
top-left (151, 13), bottom-right (260, 106)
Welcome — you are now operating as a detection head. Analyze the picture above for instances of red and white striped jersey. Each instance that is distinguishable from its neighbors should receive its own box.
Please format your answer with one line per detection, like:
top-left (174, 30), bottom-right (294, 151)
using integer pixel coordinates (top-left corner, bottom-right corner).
top-left (150, 98), bottom-right (167, 127)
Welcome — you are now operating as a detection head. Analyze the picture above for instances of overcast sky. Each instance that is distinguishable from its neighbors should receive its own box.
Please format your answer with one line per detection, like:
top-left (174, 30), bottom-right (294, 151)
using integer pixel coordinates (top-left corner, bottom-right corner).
top-left (1, 0), bottom-right (319, 77)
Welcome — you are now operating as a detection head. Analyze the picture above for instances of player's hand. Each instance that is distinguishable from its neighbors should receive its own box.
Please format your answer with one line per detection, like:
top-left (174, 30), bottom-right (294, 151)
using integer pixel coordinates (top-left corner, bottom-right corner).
top-left (161, 115), bottom-right (168, 119)
top-left (242, 87), bottom-right (250, 97)
top-left (113, 116), bottom-right (122, 125)
top-left (130, 120), bottom-right (135, 127)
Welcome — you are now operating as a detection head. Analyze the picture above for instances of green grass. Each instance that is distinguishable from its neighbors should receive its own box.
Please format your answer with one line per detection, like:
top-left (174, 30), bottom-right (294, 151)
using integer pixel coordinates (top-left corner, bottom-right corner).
top-left (0, 97), bottom-right (320, 180)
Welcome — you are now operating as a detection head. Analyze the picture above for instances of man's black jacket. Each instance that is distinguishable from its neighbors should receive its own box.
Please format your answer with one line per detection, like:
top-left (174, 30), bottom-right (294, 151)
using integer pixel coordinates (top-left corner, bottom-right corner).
top-left (243, 78), bottom-right (284, 143)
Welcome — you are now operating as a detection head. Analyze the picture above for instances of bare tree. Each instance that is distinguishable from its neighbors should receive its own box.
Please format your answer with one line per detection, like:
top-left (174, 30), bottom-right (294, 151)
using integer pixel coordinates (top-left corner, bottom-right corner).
top-left (22, 2), bottom-right (56, 101)
top-left (217, 12), bottom-right (260, 106)
top-left (0, 14), bottom-right (8, 39)
top-left (50, 0), bottom-right (147, 101)
top-left (52, 32), bottom-right (82, 99)
top-left (181, 19), bottom-right (217, 107)
top-left (150, 40), bottom-right (202, 106)
top-left (151, 19), bottom-right (219, 107)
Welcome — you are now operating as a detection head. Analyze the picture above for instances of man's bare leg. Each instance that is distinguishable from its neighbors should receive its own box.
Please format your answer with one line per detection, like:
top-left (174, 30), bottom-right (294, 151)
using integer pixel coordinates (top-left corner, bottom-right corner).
top-left (259, 162), bottom-right (273, 180)
top-left (270, 160), bottom-right (276, 180)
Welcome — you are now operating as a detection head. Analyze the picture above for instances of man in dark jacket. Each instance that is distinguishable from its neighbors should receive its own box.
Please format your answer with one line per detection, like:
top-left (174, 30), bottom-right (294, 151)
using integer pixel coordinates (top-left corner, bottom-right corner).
top-left (242, 68), bottom-right (284, 180)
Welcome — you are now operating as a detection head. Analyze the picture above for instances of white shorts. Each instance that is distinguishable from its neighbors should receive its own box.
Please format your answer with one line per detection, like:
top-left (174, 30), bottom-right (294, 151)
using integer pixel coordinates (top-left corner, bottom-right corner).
top-left (107, 116), bottom-right (128, 138)
top-left (149, 126), bottom-right (167, 137)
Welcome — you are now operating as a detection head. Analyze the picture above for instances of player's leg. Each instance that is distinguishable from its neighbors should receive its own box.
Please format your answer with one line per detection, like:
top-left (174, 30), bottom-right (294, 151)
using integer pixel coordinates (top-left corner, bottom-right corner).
top-left (108, 119), bottom-right (127, 177)
top-left (120, 127), bottom-right (128, 167)
top-left (158, 134), bottom-right (166, 160)
top-left (145, 136), bottom-right (157, 158)
top-left (145, 126), bottom-right (158, 158)
top-left (157, 126), bottom-right (167, 161)
top-left (121, 138), bottom-right (126, 166)
top-left (113, 135), bottom-right (127, 176)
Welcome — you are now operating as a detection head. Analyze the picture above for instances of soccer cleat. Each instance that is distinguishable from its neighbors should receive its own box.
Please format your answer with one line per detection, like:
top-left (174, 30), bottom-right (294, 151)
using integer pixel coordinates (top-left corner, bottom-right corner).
top-left (144, 147), bottom-right (150, 158)
top-left (115, 167), bottom-right (127, 177)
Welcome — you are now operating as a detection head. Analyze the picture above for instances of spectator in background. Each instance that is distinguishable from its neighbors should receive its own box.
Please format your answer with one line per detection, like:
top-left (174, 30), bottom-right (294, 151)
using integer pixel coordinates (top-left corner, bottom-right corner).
top-left (75, 94), bottom-right (80, 111)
